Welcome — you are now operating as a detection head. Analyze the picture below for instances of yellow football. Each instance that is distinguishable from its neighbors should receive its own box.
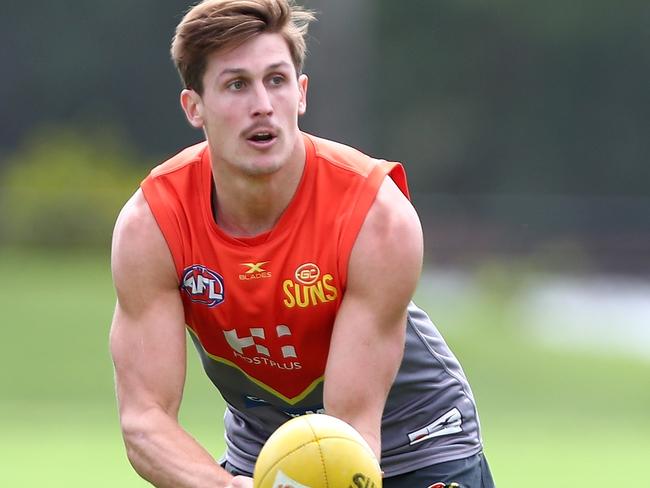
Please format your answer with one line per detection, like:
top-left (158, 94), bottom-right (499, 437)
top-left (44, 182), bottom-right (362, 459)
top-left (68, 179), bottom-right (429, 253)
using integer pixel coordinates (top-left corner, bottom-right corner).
top-left (253, 414), bottom-right (382, 488)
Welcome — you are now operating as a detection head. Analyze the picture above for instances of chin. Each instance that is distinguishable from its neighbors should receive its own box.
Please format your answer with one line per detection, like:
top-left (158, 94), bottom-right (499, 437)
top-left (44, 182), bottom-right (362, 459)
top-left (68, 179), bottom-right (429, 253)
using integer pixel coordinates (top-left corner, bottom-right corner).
top-left (245, 159), bottom-right (285, 176)
top-left (246, 147), bottom-right (293, 175)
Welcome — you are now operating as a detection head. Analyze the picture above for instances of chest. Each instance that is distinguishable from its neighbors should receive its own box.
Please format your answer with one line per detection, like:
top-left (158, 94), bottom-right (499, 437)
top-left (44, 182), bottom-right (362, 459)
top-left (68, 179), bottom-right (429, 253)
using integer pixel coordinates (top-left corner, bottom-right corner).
top-left (178, 231), bottom-right (343, 401)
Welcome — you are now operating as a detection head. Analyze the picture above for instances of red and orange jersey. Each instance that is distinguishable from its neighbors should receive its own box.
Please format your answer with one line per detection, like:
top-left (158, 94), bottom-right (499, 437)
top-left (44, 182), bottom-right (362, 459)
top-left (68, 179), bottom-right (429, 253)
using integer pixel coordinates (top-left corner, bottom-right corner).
top-left (141, 133), bottom-right (407, 403)
top-left (141, 134), bottom-right (484, 476)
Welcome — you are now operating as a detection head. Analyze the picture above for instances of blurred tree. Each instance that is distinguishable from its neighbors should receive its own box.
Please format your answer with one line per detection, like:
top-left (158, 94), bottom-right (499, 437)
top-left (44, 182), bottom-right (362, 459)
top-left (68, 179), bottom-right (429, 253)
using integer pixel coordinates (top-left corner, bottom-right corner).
top-left (0, 0), bottom-right (197, 162)
top-left (1, 0), bottom-right (648, 268)
top-left (302, 0), bottom-right (375, 153)
top-left (0, 126), bottom-right (142, 248)
top-left (3, 1), bottom-right (648, 197)
top-left (373, 0), bottom-right (650, 196)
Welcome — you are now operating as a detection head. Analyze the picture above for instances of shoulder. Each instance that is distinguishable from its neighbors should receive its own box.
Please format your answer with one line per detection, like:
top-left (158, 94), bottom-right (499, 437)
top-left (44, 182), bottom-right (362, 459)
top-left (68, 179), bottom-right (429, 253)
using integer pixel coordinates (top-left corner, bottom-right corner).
top-left (146, 141), bottom-right (207, 180)
top-left (113, 190), bottom-right (163, 255)
top-left (111, 190), bottom-right (178, 308)
top-left (305, 133), bottom-right (378, 177)
top-left (347, 177), bottom-right (423, 297)
top-left (361, 177), bottom-right (422, 263)
top-left (306, 133), bottom-right (410, 199)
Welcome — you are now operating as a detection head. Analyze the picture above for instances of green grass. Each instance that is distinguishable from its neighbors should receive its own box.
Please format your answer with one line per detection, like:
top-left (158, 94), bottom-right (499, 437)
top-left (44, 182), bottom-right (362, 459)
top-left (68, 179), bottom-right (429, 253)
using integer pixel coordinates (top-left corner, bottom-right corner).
top-left (1, 250), bottom-right (648, 487)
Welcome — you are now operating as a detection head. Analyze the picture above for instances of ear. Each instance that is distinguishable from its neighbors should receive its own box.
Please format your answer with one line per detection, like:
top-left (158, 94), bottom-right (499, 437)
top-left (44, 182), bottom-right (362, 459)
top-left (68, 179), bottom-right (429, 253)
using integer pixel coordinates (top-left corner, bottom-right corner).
top-left (297, 74), bottom-right (309, 115)
top-left (180, 89), bottom-right (204, 128)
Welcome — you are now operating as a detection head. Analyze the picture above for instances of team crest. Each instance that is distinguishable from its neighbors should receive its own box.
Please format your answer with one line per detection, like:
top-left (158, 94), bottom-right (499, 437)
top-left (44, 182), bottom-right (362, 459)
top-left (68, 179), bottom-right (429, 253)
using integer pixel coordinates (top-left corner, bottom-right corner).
top-left (282, 263), bottom-right (338, 309)
top-left (181, 265), bottom-right (225, 307)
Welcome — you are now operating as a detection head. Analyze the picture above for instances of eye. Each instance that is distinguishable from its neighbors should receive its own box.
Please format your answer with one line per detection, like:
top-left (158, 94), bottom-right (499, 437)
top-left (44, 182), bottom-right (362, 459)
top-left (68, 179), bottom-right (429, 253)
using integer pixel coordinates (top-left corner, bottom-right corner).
top-left (269, 75), bottom-right (285, 86)
top-left (227, 79), bottom-right (245, 91)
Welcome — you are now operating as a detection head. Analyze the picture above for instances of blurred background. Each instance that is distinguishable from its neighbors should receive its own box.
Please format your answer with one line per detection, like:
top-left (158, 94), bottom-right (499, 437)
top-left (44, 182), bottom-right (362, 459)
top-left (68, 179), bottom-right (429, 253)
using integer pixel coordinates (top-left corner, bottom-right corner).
top-left (1, 0), bottom-right (648, 486)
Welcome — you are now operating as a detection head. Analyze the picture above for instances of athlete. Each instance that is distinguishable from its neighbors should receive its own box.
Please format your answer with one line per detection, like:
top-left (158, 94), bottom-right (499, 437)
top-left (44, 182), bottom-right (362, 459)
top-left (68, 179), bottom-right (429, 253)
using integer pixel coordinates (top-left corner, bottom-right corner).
top-left (109, 1), bottom-right (495, 487)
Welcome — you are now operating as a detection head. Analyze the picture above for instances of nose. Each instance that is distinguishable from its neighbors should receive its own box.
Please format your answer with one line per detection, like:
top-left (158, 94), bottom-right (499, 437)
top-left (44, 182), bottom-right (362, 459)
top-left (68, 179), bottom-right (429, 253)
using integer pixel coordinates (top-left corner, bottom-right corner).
top-left (250, 82), bottom-right (273, 117)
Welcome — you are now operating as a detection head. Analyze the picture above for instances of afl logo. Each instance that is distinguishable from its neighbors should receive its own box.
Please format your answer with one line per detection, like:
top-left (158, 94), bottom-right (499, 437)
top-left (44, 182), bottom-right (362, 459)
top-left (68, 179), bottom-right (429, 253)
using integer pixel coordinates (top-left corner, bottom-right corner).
top-left (295, 263), bottom-right (320, 285)
top-left (181, 265), bottom-right (225, 307)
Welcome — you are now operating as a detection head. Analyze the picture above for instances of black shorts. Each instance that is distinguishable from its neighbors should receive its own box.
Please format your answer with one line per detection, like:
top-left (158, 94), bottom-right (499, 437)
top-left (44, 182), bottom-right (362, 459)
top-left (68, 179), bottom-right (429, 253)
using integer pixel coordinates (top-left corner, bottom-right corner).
top-left (223, 452), bottom-right (495, 488)
top-left (384, 452), bottom-right (495, 488)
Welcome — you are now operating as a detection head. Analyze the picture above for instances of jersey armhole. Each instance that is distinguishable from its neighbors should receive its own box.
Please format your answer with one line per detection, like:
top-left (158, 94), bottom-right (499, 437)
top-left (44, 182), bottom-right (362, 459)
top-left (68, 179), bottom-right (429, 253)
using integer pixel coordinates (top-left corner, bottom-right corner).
top-left (336, 162), bottom-right (409, 289)
top-left (140, 178), bottom-right (185, 280)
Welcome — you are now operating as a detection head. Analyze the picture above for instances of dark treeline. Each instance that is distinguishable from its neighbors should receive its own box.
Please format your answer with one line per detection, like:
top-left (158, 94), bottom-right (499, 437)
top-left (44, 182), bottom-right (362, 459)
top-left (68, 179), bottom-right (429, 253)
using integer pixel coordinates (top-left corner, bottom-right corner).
top-left (2, 1), bottom-right (648, 269)
top-left (372, 0), bottom-right (650, 197)
top-left (2, 0), bottom-right (648, 195)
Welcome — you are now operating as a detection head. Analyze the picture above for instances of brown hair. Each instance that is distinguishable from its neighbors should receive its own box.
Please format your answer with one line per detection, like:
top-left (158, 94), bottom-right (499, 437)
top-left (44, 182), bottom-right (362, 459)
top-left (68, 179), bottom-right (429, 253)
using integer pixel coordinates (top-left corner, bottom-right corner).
top-left (171, 0), bottom-right (316, 94)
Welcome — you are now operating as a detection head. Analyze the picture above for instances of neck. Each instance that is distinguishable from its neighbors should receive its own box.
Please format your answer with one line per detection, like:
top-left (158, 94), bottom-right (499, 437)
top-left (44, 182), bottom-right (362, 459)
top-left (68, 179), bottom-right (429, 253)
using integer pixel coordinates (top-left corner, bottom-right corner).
top-left (210, 139), bottom-right (306, 238)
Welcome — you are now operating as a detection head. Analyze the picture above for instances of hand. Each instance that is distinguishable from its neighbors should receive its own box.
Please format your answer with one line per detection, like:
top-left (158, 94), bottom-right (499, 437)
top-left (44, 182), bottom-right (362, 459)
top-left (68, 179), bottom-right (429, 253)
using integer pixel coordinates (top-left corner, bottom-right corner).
top-left (227, 475), bottom-right (254, 488)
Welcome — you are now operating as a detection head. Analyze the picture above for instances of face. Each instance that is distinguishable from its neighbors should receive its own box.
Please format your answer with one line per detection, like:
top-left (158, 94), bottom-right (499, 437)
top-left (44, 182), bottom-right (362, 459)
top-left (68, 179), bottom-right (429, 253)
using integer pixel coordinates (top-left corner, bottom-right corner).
top-left (181, 32), bottom-right (308, 176)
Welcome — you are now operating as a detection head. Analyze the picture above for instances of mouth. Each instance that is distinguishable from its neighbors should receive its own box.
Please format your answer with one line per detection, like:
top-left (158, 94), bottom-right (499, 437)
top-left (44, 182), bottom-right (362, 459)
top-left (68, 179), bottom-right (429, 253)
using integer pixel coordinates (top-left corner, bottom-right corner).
top-left (245, 129), bottom-right (278, 148)
top-left (249, 132), bottom-right (274, 142)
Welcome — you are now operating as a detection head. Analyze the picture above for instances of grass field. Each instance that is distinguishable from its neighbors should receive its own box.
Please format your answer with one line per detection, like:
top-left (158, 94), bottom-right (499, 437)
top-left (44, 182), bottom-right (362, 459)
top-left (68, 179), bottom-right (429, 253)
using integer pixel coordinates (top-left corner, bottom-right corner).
top-left (1, 250), bottom-right (648, 487)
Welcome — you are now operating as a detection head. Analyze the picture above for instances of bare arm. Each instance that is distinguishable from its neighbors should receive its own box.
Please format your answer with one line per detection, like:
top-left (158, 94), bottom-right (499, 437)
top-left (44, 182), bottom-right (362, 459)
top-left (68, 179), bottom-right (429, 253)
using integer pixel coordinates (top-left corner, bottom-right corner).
top-left (323, 177), bottom-right (423, 460)
top-left (109, 190), bottom-right (250, 488)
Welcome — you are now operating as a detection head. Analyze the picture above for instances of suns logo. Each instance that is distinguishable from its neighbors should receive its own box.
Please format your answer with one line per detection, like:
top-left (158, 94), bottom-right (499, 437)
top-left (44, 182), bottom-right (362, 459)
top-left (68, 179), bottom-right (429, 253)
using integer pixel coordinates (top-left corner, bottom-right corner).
top-left (294, 263), bottom-right (321, 285)
top-left (283, 263), bottom-right (338, 309)
top-left (181, 265), bottom-right (225, 307)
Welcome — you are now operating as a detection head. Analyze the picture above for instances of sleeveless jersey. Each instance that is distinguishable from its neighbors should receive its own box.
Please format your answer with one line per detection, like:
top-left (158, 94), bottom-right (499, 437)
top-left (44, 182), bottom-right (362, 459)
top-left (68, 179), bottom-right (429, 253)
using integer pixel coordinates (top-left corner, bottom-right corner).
top-left (141, 133), bottom-right (483, 477)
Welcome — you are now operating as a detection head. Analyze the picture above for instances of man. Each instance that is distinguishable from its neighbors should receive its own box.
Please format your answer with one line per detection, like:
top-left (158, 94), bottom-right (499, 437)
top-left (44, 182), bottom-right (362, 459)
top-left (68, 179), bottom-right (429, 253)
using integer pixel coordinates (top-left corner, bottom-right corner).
top-left (109, 1), bottom-right (495, 487)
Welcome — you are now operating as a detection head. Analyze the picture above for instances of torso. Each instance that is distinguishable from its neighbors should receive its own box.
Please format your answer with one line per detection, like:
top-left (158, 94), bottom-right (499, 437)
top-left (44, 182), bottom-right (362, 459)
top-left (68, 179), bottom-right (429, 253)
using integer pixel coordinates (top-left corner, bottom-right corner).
top-left (141, 133), bottom-right (483, 476)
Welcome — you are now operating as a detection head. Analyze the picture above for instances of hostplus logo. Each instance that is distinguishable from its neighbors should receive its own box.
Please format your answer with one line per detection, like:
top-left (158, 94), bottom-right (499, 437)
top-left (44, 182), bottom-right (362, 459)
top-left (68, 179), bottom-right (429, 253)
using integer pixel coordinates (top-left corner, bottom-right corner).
top-left (223, 325), bottom-right (301, 371)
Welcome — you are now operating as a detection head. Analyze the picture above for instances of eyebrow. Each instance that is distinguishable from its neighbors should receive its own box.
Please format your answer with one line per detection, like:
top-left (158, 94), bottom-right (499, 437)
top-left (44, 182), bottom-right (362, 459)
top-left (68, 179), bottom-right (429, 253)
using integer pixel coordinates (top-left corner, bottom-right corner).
top-left (217, 61), bottom-right (293, 79)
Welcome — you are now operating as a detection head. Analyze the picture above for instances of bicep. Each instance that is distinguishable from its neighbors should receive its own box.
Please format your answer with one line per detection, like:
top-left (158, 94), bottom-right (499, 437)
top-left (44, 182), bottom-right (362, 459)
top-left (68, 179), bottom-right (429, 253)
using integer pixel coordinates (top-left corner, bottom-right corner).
top-left (110, 290), bottom-right (187, 417)
top-left (334, 176), bottom-right (422, 354)
top-left (324, 177), bottom-right (423, 421)
top-left (109, 191), bottom-right (187, 419)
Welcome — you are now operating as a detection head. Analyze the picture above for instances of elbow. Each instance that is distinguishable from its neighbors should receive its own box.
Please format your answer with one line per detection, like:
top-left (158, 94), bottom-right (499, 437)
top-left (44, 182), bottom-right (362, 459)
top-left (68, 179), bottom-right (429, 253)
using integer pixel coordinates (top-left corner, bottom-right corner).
top-left (120, 415), bottom-right (149, 470)
top-left (118, 408), bottom-right (163, 480)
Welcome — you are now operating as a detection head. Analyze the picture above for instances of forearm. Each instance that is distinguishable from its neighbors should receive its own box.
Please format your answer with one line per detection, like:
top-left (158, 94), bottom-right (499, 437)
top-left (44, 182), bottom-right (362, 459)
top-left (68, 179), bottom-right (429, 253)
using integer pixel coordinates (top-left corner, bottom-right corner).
top-left (324, 382), bottom-right (385, 460)
top-left (121, 406), bottom-right (233, 488)
top-left (324, 307), bottom-right (406, 461)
